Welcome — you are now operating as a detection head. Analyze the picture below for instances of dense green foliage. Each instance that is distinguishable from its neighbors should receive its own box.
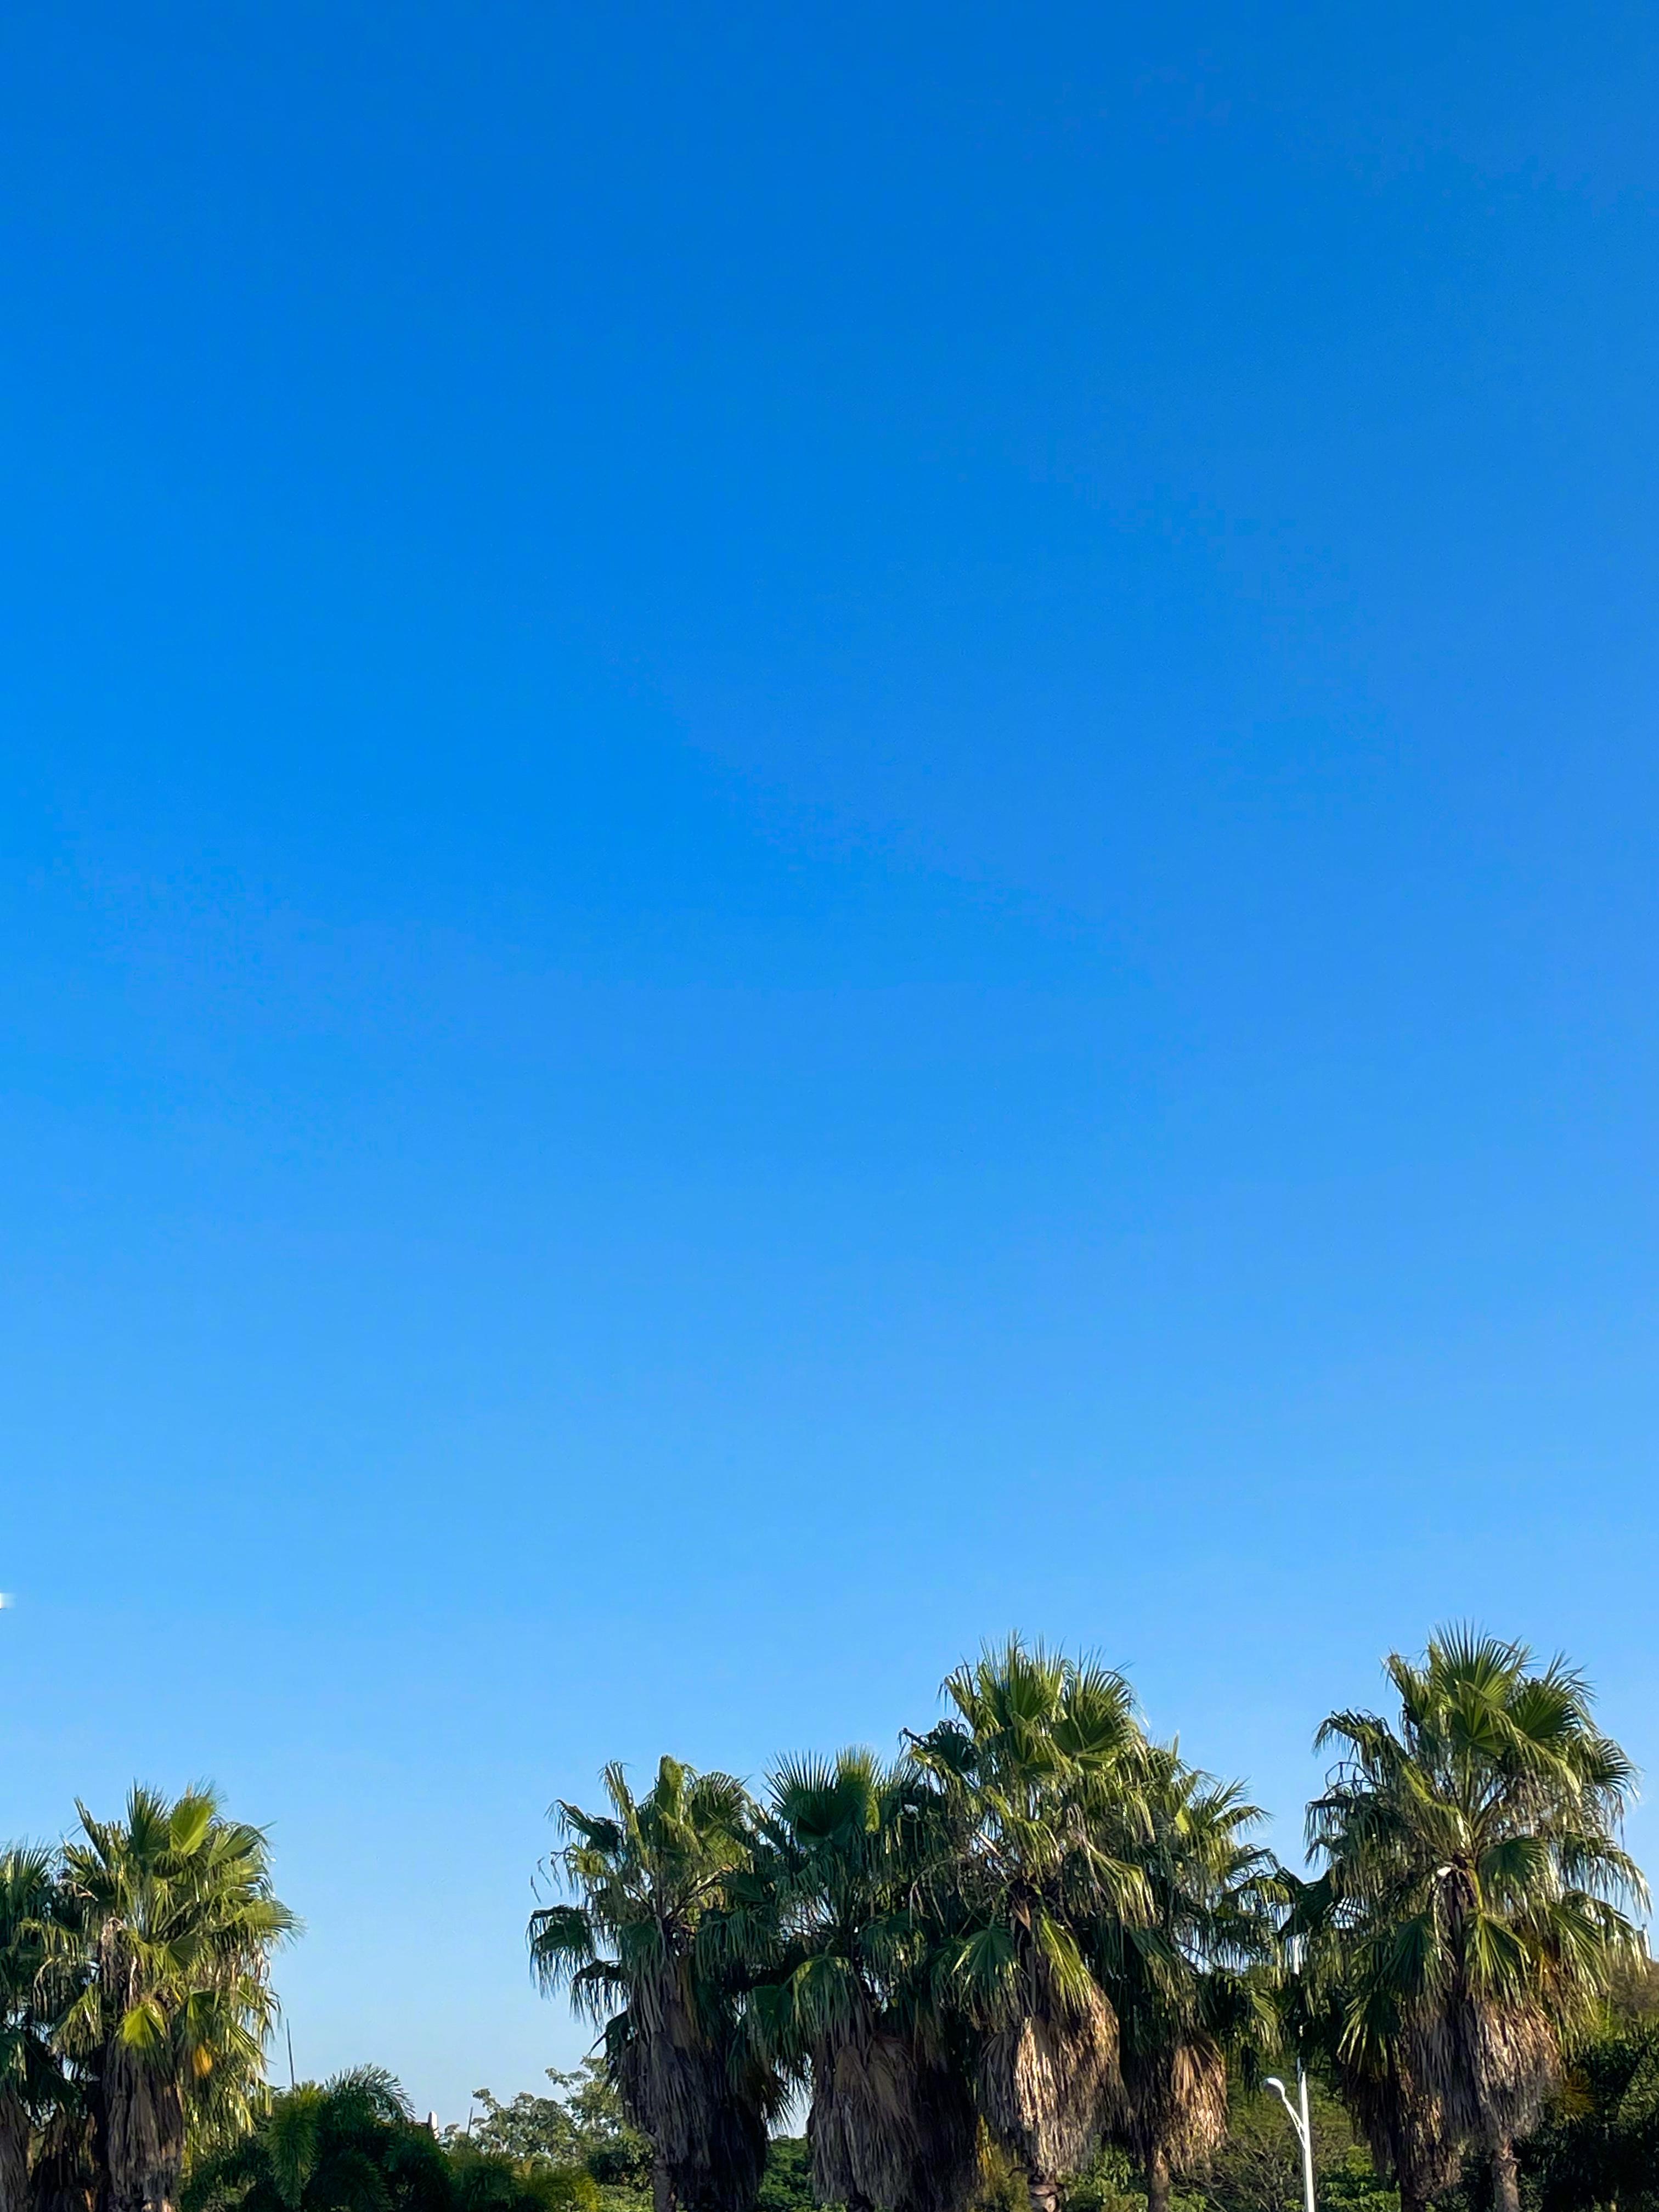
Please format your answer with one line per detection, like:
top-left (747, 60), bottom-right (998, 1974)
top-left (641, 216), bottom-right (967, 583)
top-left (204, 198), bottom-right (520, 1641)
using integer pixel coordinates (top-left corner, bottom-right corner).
top-left (0, 1788), bottom-right (294, 2212)
top-left (1295, 1634), bottom-right (1646, 2212)
top-left (534, 1633), bottom-right (1646, 2212)
top-left (186, 2070), bottom-right (598, 2212)
top-left (1517, 1961), bottom-right (1659, 2212)
top-left (1, 1626), bottom-right (1646, 2212)
top-left (743, 1749), bottom-right (977, 2212)
top-left (909, 1647), bottom-right (1154, 2212)
top-left (1158, 2084), bottom-right (1397, 2212)
top-left (528, 1759), bottom-right (781, 2212)
top-left (458, 2064), bottom-right (650, 2191)
top-left (752, 2142), bottom-right (814, 2212)
top-left (1091, 1754), bottom-right (1280, 2212)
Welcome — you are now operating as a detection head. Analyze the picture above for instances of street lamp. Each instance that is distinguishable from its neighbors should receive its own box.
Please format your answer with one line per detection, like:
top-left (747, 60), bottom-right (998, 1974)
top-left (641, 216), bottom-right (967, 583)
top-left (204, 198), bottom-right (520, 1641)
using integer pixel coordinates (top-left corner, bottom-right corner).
top-left (1265, 2073), bottom-right (1316, 2212)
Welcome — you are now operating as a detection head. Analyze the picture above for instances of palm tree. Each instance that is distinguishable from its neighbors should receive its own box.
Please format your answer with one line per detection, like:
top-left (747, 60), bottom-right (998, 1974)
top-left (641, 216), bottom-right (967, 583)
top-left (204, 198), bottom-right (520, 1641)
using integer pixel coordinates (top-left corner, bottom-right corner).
top-left (183, 2068), bottom-right (454, 2212)
top-left (528, 1759), bottom-right (779, 2212)
top-left (744, 1749), bottom-right (977, 2212)
top-left (0, 1847), bottom-right (67, 2212)
top-left (1301, 1629), bottom-right (1647, 2212)
top-left (186, 2067), bottom-right (593, 2212)
top-left (910, 1640), bottom-right (1155, 2212)
top-left (1091, 1752), bottom-right (1280, 2212)
top-left (56, 1787), bottom-right (296, 2212)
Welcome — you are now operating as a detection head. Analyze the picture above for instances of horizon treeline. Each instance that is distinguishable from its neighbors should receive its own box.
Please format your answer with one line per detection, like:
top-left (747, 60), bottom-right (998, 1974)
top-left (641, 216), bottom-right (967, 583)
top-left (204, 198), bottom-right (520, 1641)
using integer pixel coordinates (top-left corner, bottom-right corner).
top-left (2, 1630), bottom-right (1654, 2212)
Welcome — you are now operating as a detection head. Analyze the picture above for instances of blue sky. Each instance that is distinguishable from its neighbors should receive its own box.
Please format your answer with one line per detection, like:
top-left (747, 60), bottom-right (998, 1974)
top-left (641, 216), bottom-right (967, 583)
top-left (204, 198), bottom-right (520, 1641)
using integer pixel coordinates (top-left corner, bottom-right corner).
top-left (4, 0), bottom-right (1658, 2121)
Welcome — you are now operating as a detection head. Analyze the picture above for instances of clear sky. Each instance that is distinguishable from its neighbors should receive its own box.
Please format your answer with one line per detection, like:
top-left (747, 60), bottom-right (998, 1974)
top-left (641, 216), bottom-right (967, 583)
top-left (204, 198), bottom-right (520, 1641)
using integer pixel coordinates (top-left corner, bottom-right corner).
top-left (3, 0), bottom-right (1657, 2125)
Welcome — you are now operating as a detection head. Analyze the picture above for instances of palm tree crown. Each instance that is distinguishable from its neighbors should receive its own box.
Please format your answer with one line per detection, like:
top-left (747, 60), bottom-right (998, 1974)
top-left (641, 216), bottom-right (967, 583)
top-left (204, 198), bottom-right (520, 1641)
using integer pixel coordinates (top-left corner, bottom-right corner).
top-left (57, 1786), bottom-right (296, 2212)
top-left (1093, 1751), bottom-right (1280, 2212)
top-left (910, 1640), bottom-right (1156, 2212)
top-left (184, 2069), bottom-right (449, 2212)
top-left (745, 1749), bottom-right (977, 2212)
top-left (1302, 1629), bottom-right (1647, 2212)
top-left (528, 1759), bottom-right (778, 2212)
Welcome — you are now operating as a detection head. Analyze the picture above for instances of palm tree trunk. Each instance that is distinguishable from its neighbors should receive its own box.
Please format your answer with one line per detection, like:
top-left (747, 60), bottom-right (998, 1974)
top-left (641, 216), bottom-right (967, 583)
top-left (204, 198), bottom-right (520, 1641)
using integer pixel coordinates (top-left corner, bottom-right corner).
top-left (30, 2120), bottom-right (97, 2212)
top-left (1491, 2140), bottom-right (1520, 2212)
top-left (0, 2092), bottom-right (30, 2212)
top-left (101, 2048), bottom-right (184, 2212)
top-left (1146, 2147), bottom-right (1172, 2212)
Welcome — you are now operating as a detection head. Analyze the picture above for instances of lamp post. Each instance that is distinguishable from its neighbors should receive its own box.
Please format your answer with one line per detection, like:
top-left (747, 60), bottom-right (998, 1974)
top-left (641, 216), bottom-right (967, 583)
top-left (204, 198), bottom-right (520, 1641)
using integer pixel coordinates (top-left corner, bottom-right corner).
top-left (1266, 2072), bottom-right (1316, 2212)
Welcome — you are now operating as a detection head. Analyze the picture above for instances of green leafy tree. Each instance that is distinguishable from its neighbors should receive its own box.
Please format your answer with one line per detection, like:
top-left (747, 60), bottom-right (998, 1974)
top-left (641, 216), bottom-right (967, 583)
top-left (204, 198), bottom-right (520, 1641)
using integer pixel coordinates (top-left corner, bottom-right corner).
top-left (458, 2091), bottom-right (582, 2170)
top-left (1184, 2081), bottom-right (1397, 2212)
top-left (528, 1761), bottom-right (780, 2212)
top-left (1300, 1631), bottom-right (1646, 2212)
top-left (448, 2139), bottom-right (600, 2212)
top-left (752, 2142), bottom-right (816, 2212)
top-left (549, 2066), bottom-right (648, 2193)
top-left (57, 1787), bottom-right (296, 2212)
top-left (1053, 2142), bottom-right (1145, 2212)
top-left (459, 2063), bottom-right (649, 2187)
top-left (1517, 1954), bottom-right (1659, 2212)
top-left (1092, 1756), bottom-right (1280, 2212)
top-left (745, 1750), bottom-right (977, 2212)
top-left (1520, 2014), bottom-right (1659, 2212)
top-left (911, 1641), bottom-right (1155, 2212)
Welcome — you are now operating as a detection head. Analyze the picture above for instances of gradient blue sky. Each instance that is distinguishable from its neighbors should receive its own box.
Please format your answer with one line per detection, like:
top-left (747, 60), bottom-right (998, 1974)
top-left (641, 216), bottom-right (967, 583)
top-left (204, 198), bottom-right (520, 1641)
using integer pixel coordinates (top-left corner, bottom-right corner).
top-left (4, 0), bottom-right (1658, 2123)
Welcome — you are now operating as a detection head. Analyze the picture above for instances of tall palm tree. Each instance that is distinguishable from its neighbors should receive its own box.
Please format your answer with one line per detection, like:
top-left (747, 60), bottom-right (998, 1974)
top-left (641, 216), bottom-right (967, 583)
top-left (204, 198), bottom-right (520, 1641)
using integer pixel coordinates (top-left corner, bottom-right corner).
top-left (744, 1749), bottom-right (977, 2212)
top-left (1301, 1630), bottom-right (1647, 2212)
top-left (528, 1759), bottom-right (778, 2212)
top-left (56, 1787), bottom-right (296, 2212)
top-left (0, 1847), bottom-right (67, 2212)
top-left (1090, 1752), bottom-right (1280, 2212)
top-left (910, 1640), bottom-right (1155, 2212)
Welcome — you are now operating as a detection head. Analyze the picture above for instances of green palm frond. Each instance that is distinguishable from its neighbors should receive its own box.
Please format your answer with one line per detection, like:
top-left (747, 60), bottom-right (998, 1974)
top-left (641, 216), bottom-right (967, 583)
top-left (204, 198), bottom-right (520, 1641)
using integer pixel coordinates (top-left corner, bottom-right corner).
top-left (49, 1782), bottom-right (296, 2212)
top-left (529, 1756), bottom-right (778, 2212)
top-left (1302, 1627), bottom-right (1645, 2198)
